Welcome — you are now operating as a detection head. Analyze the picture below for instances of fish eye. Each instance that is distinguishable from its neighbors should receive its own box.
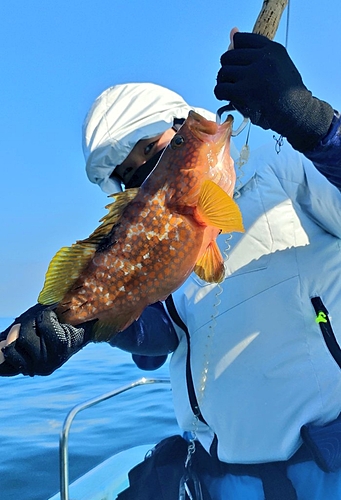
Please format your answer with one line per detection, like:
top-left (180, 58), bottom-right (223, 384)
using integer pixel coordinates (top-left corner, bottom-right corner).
top-left (170, 135), bottom-right (185, 149)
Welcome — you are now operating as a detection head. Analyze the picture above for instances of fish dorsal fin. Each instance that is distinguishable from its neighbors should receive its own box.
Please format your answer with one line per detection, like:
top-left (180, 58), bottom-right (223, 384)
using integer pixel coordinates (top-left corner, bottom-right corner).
top-left (38, 242), bottom-right (97, 305)
top-left (194, 240), bottom-right (225, 283)
top-left (83, 188), bottom-right (139, 245)
top-left (38, 188), bottom-right (139, 305)
top-left (196, 180), bottom-right (244, 234)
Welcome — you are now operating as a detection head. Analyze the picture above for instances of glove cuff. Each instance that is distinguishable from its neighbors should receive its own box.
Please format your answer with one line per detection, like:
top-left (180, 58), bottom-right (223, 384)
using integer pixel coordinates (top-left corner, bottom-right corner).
top-left (273, 90), bottom-right (334, 153)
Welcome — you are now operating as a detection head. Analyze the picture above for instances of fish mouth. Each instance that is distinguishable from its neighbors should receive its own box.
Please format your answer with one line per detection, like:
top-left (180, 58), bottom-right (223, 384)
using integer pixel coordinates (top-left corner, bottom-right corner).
top-left (187, 110), bottom-right (233, 149)
top-left (187, 111), bottom-right (235, 192)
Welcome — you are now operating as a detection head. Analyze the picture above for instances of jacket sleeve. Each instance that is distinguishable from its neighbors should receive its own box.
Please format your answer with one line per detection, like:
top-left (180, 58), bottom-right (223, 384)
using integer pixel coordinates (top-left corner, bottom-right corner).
top-left (109, 301), bottom-right (179, 370)
top-left (304, 111), bottom-right (341, 189)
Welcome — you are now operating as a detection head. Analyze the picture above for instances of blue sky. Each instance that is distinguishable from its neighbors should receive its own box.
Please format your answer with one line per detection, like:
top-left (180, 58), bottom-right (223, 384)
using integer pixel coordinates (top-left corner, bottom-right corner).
top-left (1, 0), bottom-right (340, 318)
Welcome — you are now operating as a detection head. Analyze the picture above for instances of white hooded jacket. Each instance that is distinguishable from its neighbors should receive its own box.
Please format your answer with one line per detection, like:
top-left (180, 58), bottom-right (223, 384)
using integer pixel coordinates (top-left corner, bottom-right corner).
top-left (82, 82), bottom-right (239, 193)
top-left (169, 140), bottom-right (341, 464)
top-left (83, 82), bottom-right (341, 465)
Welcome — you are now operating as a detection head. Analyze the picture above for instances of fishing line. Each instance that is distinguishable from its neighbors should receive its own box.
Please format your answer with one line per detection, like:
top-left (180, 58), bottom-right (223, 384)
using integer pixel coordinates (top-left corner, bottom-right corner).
top-left (184, 3), bottom-right (293, 479)
top-left (285, 0), bottom-right (291, 49)
top-left (223, 233), bottom-right (233, 262)
top-left (185, 281), bottom-right (223, 473)
top-left (273, 0), bottom-right (292, 152)
top-left (183, 279), bottom-right (224, 493)
top-left (234, 119), bottom-right (251, 199)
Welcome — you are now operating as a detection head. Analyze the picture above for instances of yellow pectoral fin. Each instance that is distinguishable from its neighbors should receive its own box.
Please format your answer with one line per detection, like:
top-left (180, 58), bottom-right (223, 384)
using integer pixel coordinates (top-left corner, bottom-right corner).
top-left (194, 240), bottom-right (225, 283)
top-left (38, 242), bottom-right (96, 305)
top-left (197, 180), bottom-right (244, 234)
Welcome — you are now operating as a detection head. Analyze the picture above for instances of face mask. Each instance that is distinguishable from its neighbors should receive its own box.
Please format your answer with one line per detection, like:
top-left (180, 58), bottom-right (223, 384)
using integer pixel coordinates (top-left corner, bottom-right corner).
top-left (124, 119), bottom-right (185, 189)
top-left (125, 147), bottom-right (166, 188)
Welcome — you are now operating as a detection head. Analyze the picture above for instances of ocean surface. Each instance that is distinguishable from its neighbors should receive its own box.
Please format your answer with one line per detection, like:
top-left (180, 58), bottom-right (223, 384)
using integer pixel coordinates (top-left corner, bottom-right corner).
top-left (0, 317), bottom-right (179, 500)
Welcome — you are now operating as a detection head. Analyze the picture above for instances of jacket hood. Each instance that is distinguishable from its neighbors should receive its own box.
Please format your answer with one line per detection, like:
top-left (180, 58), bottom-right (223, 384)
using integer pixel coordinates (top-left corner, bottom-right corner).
top-left (83, 82), bottom-right (238, 194)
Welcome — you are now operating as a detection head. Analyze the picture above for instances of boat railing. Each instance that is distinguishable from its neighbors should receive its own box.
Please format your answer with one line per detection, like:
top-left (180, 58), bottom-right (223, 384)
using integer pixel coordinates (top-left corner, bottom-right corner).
top-left (59, 376), bottom-right (171, 500)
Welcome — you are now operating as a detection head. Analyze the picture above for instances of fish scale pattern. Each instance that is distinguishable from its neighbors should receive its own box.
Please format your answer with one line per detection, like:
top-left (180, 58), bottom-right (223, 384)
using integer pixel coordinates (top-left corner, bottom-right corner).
top-left (38, 111), bottom-right (241, 341)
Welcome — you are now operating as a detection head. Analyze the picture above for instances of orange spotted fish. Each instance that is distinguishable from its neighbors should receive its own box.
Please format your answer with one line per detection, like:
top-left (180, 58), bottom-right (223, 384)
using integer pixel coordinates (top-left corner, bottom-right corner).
top-left (38, 111), bottom-right (244, 341)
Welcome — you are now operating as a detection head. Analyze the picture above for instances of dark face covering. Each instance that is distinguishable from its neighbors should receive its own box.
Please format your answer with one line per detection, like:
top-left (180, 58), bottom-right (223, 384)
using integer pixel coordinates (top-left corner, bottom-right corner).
top-left (125, 147), bottom-right (166, 188)
top-left (123, 118), bottom-right (185, 189)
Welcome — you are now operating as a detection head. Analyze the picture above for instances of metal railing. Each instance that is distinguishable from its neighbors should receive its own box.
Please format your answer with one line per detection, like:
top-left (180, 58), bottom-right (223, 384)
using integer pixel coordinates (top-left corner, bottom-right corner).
top-left (59, 377), bottom-right (171, 500)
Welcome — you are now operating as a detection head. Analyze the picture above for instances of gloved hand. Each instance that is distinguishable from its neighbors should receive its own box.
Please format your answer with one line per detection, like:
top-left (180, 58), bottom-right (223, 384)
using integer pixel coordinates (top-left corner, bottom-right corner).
top-left (214, 32), bottom-right (334, 152)
top-left (0, 304), bottom-right (95, 377)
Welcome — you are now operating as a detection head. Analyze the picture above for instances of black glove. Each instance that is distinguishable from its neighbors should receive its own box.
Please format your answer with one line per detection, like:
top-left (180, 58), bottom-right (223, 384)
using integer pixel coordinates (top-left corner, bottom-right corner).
top-left (214, 32), bottom-right (334, 152)
top-left (0, 304), bottom-right (95, 377)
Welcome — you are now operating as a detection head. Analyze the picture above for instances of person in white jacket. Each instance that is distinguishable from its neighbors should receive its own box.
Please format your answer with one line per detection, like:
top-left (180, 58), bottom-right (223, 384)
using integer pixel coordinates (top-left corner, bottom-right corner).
top-left (2, 30), bottom-right (341, 499)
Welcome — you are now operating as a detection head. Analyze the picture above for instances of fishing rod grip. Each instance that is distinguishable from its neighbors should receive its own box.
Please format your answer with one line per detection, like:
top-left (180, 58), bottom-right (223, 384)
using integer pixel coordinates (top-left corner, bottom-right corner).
top-left (253, 0), bottom-right (288, 40)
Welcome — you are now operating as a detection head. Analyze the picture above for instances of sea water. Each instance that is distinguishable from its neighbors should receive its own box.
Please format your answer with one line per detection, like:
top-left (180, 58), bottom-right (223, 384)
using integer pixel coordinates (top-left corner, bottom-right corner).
top-left (0, 318), bottom-right (179, 500)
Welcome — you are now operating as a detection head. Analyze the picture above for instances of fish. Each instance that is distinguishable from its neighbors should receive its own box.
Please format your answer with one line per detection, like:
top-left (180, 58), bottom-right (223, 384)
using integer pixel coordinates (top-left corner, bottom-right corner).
top-left (38, 110), bottom-right (244, 341)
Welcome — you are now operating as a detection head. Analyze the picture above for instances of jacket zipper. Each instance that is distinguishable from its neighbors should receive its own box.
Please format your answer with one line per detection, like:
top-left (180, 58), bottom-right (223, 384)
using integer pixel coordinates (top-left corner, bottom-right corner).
top-left (165, 295), bottom-right (207, 424)
top-left (311, 296), bottom-right (341, 369)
